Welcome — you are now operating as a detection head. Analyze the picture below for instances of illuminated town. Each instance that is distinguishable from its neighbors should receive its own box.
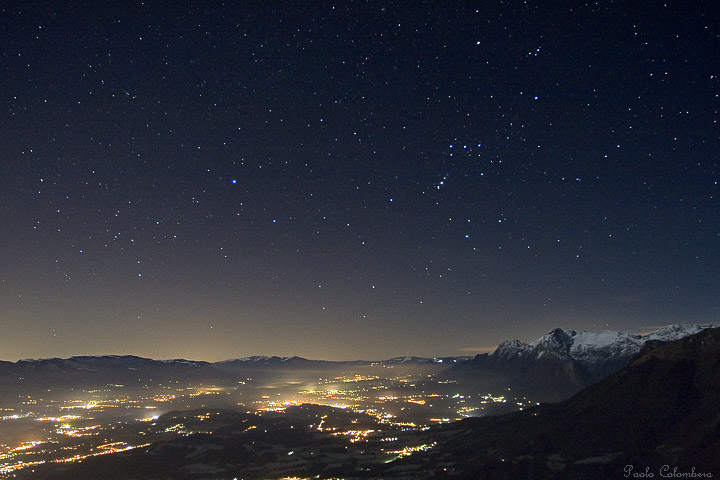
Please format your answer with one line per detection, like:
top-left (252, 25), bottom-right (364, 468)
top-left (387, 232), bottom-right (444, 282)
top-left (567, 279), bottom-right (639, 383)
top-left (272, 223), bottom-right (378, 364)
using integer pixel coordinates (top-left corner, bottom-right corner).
top-left (0, 363), bottom-right (536, 477)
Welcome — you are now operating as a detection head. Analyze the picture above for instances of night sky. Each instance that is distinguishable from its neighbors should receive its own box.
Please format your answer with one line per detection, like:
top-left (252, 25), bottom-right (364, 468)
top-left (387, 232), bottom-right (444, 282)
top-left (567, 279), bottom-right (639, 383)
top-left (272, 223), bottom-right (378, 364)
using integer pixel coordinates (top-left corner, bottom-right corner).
top-left (2, 1), bottom-right (718, 362)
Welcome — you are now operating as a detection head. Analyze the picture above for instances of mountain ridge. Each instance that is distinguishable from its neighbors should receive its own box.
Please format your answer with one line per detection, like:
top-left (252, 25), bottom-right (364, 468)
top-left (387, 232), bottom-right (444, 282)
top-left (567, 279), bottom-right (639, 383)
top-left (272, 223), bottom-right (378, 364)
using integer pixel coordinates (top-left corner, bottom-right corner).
top-left (396, 325), bottom-right (720, 477)
top-left (439, 323), bottom-right (716, 401)
top-left (18, 324), bottom-right (720, 478)
top-left (9, 323), bottom-right (713, 365)
top-left (2, 323), bottom-right (714, 402)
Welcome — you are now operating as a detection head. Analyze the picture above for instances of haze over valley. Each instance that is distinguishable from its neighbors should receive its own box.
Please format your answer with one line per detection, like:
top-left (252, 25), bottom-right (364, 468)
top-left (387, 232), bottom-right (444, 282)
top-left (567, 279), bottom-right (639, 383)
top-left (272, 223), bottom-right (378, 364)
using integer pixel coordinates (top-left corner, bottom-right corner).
top-left (1, 324), bottom-right (717, 478)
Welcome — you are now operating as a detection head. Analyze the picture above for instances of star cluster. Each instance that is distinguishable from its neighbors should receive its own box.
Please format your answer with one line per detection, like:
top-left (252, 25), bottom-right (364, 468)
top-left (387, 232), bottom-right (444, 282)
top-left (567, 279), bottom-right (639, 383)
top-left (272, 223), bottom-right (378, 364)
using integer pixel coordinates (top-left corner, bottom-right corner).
top-left (1, 1), bottom-right (718, 361)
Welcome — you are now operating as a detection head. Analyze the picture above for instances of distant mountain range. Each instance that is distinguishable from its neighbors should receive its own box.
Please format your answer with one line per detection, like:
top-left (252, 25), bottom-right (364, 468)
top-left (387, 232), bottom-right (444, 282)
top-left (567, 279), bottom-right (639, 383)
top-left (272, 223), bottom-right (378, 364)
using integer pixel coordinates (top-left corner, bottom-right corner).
top-left (439, 323), bottom-right (716, 401)
top-left (0, 352), bottom-right (467, 399)
top-left (0, 324), bottom-right (713, 402)
top-left (20, 324), bottom-right (720, 479)
top-left (216, 354), bottom-right (471, 366)
top-left (0, 355), bottom-right (233, 400)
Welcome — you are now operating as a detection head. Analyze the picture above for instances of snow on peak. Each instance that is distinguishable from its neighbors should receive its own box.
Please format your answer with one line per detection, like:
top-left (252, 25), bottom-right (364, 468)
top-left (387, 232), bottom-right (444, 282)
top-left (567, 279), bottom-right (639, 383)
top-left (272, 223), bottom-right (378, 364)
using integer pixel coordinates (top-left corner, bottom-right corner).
top-left (644, 324), bottom-right (713, 342)
top-left (494, 339), bottom-right (531, 359)
top-left (226, 355), bottom-right (289, 363)
top-left (531, 328), bottom-right (574, 350)
top-left (492, 324), bottom-right (717, 365)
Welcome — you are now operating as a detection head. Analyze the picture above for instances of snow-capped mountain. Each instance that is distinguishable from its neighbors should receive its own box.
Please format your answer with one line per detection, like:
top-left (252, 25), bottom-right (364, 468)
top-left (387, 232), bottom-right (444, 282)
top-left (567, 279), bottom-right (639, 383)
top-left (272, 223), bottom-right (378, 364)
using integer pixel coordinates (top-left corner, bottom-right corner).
top-left (214, 356), bottom-right (371, 372)
top-left (497, 324), bottom-right (715, 377)
top-left (216, 355), bottom-right (472, 367)
top-left (439, 324), bottom-right (716, 402)
top-left (425, 327), bottom-right (720, 476)
top-left (217, 355), bottom-right (300, 364)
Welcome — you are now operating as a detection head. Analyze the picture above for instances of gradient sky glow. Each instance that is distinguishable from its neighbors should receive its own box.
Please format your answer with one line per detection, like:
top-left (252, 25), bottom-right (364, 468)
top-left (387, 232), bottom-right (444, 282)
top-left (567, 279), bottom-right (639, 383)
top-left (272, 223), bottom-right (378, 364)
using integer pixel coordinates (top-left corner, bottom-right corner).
top-left (1, 1), bottom-right (718, 361)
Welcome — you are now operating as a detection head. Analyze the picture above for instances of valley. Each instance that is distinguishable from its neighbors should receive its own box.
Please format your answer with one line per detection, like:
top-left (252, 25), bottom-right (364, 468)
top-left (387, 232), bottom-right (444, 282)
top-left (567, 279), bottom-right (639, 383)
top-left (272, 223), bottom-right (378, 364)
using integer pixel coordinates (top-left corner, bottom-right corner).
top-left (1, 323), bottom-right (717, 478)
top-left (0, 362), bottom-right (527, 477)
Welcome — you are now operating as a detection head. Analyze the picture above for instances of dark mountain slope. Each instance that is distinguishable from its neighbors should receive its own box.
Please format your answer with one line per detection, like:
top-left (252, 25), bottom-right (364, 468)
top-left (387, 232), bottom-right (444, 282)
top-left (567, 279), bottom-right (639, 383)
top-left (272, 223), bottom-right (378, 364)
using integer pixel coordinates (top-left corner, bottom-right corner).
top-left (412, 326), bottom-right (720, 477)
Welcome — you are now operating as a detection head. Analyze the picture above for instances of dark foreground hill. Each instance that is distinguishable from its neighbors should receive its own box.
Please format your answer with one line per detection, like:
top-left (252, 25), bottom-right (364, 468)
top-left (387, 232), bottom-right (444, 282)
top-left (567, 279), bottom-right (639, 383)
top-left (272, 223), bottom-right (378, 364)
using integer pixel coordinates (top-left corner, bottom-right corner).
top-left (19, 327), bottom-right (720, 479)
top-left (407, 326), bottom-right (720, 478)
